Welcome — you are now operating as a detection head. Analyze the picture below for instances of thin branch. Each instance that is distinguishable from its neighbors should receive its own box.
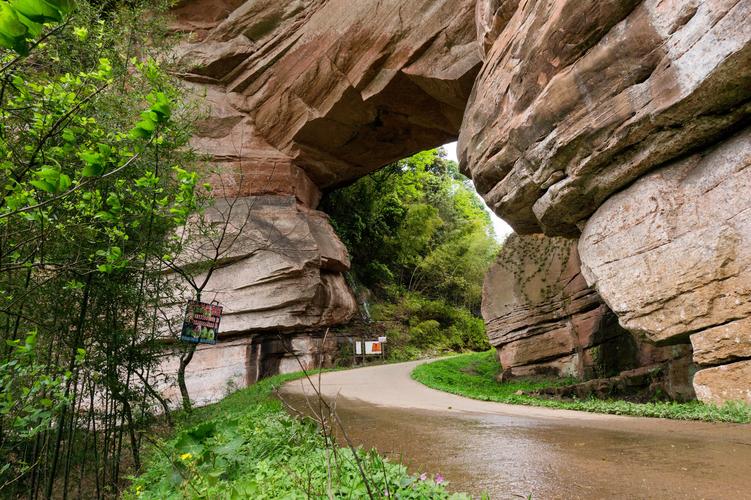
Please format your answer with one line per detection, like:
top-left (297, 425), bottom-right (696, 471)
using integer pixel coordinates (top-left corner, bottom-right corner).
top-left (0, 138), bottom-right (152, 220)
top-left (0, 21), bottom-right (71, 75)
top-left (18, 82), bottom-right (111, 181)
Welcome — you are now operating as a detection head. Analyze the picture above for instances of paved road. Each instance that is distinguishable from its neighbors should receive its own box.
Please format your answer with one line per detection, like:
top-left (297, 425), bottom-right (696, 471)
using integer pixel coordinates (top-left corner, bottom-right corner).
top-left (281, 359), bottom-right (751, 499)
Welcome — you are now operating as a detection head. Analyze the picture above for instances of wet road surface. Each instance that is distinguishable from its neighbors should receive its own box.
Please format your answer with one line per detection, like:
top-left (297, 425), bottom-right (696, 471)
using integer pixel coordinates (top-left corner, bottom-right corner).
top-left (279, 360), bottom-right (751, 499)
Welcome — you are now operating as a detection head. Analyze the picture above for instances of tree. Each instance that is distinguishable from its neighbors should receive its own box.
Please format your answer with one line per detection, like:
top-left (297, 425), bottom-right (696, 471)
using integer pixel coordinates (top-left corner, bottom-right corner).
top-left (321, 149), bottom-right (499, 358)
top-left (0, 1), bottom-right (201, 495)
top-left (322, 149), bottom-right (499, 310)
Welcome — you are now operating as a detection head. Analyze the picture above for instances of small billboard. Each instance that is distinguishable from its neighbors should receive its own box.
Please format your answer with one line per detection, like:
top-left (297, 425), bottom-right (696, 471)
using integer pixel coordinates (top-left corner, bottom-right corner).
top-left (181, 300), bottom-right (223, 345)
top-left (355, 340), bottom-right (383, 355)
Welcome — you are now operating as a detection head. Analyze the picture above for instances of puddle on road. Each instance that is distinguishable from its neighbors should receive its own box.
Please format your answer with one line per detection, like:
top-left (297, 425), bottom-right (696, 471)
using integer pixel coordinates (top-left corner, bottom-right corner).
top-left (279, 391), bottom-right (751, 499)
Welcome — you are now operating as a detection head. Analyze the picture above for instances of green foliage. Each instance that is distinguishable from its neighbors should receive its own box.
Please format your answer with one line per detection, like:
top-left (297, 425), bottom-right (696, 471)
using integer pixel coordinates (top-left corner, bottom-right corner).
top-left (128, 372), bottom-right (469, 499)
top-left (323, 149), bottom-right (499, 311)
top-left (412, 352), bottom-right (751, 424)
top-left (0, 1), bottom-right (203, 494)
top-left (0, 0), bottom-right (73, 54)
top-left (371, 291), bottom-right (489, 360)
top-left (0, 332), bottom-right (70, 446)
top-left (324, 149), bottom-right (497, 358)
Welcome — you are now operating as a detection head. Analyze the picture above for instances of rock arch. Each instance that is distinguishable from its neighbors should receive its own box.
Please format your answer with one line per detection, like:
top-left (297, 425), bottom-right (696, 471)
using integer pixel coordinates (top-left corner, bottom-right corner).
top-left (163, 0), bottom-right (751, 406)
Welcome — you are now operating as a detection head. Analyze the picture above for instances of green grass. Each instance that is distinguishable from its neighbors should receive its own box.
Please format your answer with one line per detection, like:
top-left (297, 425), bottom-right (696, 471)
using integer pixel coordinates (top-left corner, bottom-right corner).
top-left (412, 351), bottom-right (751, 423)
top-left (128, 371), bottom-right (471, 499)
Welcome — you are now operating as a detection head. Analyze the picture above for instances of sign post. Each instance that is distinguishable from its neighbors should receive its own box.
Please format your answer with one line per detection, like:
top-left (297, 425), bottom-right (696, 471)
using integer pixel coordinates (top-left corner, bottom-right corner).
top-left (355, 337), bottom-right (387, 362)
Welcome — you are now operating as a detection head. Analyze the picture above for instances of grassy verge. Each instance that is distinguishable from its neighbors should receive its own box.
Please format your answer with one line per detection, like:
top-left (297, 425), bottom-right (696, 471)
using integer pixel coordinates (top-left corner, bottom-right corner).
top-left (127, 372), bottom-right (471, 499)
top-left (411, 351), bottom-right (751, 423)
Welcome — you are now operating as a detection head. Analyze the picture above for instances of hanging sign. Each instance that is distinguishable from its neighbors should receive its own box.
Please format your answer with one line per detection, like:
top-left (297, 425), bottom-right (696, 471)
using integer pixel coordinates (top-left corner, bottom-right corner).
top-left (181, 300), bottom-right (223, 345)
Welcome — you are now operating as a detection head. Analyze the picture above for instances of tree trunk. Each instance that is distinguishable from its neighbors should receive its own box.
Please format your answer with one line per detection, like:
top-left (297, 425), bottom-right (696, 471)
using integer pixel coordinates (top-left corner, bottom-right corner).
top-left (177, 343), bottom-right (197, 412)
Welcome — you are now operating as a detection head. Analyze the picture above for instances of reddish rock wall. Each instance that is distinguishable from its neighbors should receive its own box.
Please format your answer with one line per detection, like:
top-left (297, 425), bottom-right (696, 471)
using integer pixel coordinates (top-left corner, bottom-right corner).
top-left (159, 0), bottom-right (750, 405)
top-left (460, 0), bottom-right (751, 236)
top-left (580, 128), bottom-right (751, 404)
top-left (171, 0), bottom-right (481, 188)
top-left (463, 0), bottom-right (750, 404)
top-left (482, 234), bottom-right (691, 388)
top-left (157, 332), bottom-right (351, 407)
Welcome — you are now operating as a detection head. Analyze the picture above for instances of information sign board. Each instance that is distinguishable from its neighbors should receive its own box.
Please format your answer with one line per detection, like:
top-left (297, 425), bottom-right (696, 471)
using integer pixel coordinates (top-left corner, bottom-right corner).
top-left (181, 300), bottom-right (223, 345)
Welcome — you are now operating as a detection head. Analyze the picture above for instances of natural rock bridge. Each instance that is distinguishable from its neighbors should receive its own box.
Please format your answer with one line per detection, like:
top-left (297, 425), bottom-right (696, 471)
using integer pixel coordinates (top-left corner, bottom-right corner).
top-left (159, 0), bottom-right (751, 407)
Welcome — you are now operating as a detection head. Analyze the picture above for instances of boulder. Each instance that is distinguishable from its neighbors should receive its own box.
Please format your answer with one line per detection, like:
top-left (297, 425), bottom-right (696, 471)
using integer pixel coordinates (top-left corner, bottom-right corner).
top-left (578, 126), bottom-right (751, 405)
top-left (460, 0), bottom-right (751, 236)
top-left (579, 128), bottom-right (751, 346)
top-left (691, 318), bottom-right (751, 367)
top-left (693, 361), bottom-right (751, 405)
top-left (165, 195), bottom-right (357, 336)
top-left (483, 234), bottom-right (637, 379)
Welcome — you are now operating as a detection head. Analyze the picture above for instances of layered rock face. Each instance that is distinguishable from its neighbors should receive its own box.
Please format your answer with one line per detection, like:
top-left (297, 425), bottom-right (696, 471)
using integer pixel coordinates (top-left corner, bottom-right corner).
top-left (460, 0), bottom-right (751, 236)
top-left (171, 0), bottom-right (481, 188)
top-left (483, 235), bottom-right (610, 379)
top-left (162, 0), bottom-right (750, 404)
top-left (462, 0), bottom-right (750, 404)
top-left (156, 0), bottom-right (482, 398)
top-left (482, 234), bottom-right (692, 394)
top-left (580, 128), bottom-right (751, 404)
top-left (165, 0), bottom-right (481, 341)
top-left (157, 332), bottom-right (350, 407)
top-left (155, 193), bottom-right (358, 406)
top-left (168, 195), bottom-right (357, 335)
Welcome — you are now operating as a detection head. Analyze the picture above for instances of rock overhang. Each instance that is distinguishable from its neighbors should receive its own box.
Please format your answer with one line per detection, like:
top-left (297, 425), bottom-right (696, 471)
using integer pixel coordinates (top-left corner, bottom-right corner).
top-left (171, 0), bottom-right (482, 194)
top-left (166, 0), bottom-right (751, 404)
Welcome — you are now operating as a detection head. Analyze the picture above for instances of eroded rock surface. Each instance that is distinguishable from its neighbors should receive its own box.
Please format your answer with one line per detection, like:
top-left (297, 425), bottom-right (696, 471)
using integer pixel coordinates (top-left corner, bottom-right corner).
top-left (164, 0), bottom-right (482, 347)
top-left (691, 318), bottom-right (751, 367)
top-left (162, 0), bottom-right (751, 403)
top-left (171, 0), bottom-right (481, 189)
top-left (579, 128), bottom-right (751, 344)
top-left (460, 0), bottom-right (751, 236)
top-left (693, 361), bottom-right (751, 405)
top-left (166, 195), bottom-right (357, 336)
top-left (579, 127), bottom-right (751, 404)
top-left (482, 234), bottom-right (639, 379)
top-left (157, 332), bottom-right (350, 407)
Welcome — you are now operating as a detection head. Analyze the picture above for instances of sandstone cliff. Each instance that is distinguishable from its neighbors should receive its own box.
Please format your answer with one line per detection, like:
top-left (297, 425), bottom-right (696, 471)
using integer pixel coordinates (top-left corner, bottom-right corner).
top-left (464, 0), bottom-right (750, 404)
top-left (163, 0), bottom-right (750, 405)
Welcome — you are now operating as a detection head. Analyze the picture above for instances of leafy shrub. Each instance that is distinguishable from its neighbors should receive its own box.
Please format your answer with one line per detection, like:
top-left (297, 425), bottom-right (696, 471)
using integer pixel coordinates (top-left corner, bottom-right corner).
top-left (0, 1), bottom-right (202, 493)
top-left (409, 320), bottom-right (442, 349)
top-left (323, 149), bottom-right (499, 311)
top-left (128, 373), bottom-right (470, 499)
top-left (369, 292), bottom-right (490, 360)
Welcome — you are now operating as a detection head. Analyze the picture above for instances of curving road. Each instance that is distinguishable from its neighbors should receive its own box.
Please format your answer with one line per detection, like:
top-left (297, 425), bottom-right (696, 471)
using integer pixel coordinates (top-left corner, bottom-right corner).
top-left (280, 359), bottom-right (751, 499)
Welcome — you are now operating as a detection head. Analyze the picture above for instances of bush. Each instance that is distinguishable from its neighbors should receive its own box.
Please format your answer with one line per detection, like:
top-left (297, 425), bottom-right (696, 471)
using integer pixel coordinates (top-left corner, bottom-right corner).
top-left (322, 149), bottom-right (499, 311)
top-left (128, 373), bottom-right (470, 499)
top-left (370, 292), bottom-right (490, 360)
